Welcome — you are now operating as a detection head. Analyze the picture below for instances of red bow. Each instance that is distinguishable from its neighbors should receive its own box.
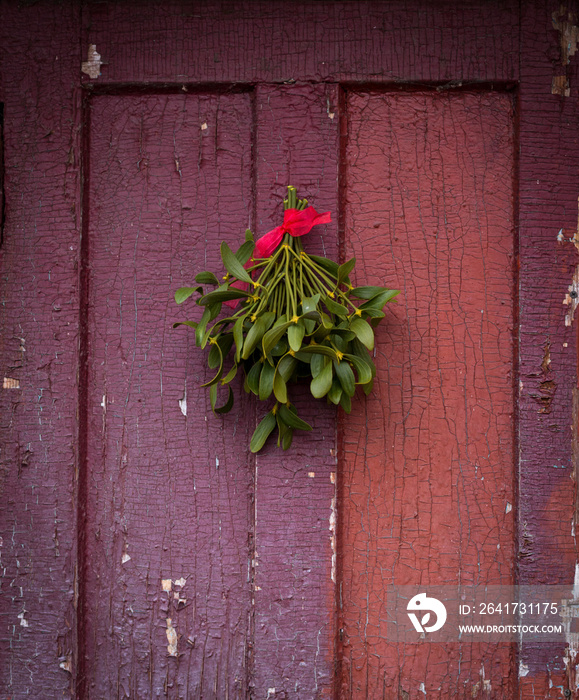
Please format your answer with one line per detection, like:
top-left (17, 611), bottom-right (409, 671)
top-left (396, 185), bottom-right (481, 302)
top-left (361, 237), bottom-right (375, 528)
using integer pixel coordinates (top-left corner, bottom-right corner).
top-left (254, 206), bottom-right (331, 258)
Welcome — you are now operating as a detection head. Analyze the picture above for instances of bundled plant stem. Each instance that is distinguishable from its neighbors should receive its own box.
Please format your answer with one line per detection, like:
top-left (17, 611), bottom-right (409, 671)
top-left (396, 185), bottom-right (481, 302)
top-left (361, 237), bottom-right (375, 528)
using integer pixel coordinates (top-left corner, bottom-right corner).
top-left (175, 187), bottom-right (399, 452)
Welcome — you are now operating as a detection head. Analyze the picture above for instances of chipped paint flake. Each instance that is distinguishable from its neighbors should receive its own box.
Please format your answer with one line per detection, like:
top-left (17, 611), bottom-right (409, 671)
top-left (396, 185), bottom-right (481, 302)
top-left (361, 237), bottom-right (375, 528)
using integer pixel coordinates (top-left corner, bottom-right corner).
top-left (201, 122), bottom-right (208, 130)
top-left (81, 44), bottom-right (102, 79)
top-left (179, 386), bottom-right (187, 416)
top-left (308, 471), bottom-right (315, 478)
top-left (330, 471), bottom-right (336, 484)
top-left (329, 497), bottom-right (337, 583)
top-left (505, 502), bottom-right (512, 514)
top-left (552, 75), bottom-right (571, 96)
top-left (553, 7), bottom-right (579, 65)
top-left (59, 655), bottom-right (72, 674)
top-left (174, 576), bottom-right (186, 587)
top-left (17, 611), bottom-right (28, 627)
top-left (161, 578), bottom-right (172, 592)
top-left (3, 377), bottom-right (20, 389)
top-left (419, 681), bottom-right (426, 694)
top-left (519, 661), bottom-right (530, 677)
top-left (564, 197), bottom-right (579, 325)
top-left (166, 617), bottom-right (178, 656)
top-left (121, 553), bottom-right (131, 564)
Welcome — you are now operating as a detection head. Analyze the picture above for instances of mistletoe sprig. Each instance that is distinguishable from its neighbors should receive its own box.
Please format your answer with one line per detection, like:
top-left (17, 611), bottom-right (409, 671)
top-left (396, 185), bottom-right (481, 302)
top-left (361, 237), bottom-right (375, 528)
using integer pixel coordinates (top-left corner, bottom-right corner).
top-left (175, 187), bottom-right (399, 453)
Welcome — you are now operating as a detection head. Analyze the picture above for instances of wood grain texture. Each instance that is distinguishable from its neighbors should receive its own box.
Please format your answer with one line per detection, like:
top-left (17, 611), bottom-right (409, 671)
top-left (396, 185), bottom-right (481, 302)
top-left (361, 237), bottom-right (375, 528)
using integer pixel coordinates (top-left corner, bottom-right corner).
top-left (81, 0), bottom-right (519, 85)
top-left (82, 93), bottom-right (254, 698)
top-left (339, 90), bottom-right (516, 697)
top-left (518, 2), bottom-right (579, 696)
top-left (251, 84), bottom-right (339, 699)
top-left (0, 2), bottom-right (81, 697)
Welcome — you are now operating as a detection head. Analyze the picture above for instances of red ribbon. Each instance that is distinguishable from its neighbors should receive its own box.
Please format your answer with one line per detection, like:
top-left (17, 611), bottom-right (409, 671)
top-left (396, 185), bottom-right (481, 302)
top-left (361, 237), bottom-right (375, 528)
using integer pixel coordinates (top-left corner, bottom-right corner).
top-left (224, 206), bottom-right (331, 308)
top-left (254, 206), bottom-right (332, 258)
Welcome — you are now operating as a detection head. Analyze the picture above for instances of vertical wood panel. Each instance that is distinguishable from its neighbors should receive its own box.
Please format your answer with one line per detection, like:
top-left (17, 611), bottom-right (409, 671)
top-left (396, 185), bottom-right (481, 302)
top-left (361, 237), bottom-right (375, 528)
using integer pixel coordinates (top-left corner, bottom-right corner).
top-left (518, 2), bottom-right (579, 695)
top-left (0, 3), bottom-right (81, 696)
top-left (340, 91), bottom-right (516, 697)
top-left (83, 93), bottom-right (253, 698)
top-left (251, 84), bottom-right (339, 698)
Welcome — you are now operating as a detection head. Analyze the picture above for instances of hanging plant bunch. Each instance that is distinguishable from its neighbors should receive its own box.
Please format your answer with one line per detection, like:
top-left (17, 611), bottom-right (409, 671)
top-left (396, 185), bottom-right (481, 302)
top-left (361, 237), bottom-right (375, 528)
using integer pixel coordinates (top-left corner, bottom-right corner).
top-left (175, 187), bottom-right (399, 453)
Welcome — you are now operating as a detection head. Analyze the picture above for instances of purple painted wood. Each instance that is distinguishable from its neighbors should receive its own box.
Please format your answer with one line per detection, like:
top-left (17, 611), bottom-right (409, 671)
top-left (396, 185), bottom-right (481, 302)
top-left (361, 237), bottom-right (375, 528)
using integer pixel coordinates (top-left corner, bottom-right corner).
top-left (82, 93), bottom-right (254, 697)
top-left (518, 2), bottom-right (579, 695)
top-left (0, 3), bottom-right (82, 696)
top-left (251, 84), bottom-right (340, 698)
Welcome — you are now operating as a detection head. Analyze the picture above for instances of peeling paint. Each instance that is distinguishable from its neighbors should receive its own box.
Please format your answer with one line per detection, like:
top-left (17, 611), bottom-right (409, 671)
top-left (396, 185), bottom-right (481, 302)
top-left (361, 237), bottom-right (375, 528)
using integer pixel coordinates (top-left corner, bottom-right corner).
top-left (121, 553), bottom-right (131, 564)
top-left (162, 578), bottom-right (172, 592)
top-left (17, 611), bottom-right (28, 627)
top-left (552, 75), bottom-right (571, 96)
top-left (308, 471), bottom-right (315, 478)
top-left (166, 617), bottom-right (178, 656)
top-left (179, 386), bottom-right (187, 416)
top-left (81, 44), bottom-right (102, 79)
top-left (564, 196), bottom-right (579, 326)
top-left (419, 681), bottom-right (426, 694)
top-left (174, 576), bottom-right (186, 587)
top-left (553, 7), bottom-right (579, 65)
top-left (329, 496), bottom-right (337, 583)
top-left (59, 655), bottom-right (72, 674)
top-left (200, 122), bottom-right (208, 131)
top-left (519, 661), bottom-right (530, 677)
top-left (3, 377), bottom-right (20, 389)
top-left (505, 502), bottom-right (512, 514)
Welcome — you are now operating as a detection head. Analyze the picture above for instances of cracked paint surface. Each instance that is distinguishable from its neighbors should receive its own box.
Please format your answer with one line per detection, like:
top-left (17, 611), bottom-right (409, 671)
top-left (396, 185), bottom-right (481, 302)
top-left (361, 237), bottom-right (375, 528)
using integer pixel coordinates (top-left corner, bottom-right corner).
top-left (339, 91), bottom-right (516, 696)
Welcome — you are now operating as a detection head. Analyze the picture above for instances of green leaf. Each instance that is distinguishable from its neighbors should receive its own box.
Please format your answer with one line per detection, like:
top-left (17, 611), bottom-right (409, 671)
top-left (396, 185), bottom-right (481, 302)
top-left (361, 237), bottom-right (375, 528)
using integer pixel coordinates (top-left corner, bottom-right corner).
top-left (172, 320), bottom-right (199, 329)
top-left (235, 240), bottom-right (255, 265)
top-left (246, 361), bottom-right (262, 395)
top-left (276, 355), bottom-right (297, 382)
top-left (311, 353), bottom-right (327, 378)
top-left (278, 404), bottom-right (312, 432)
top-left (258, 361), bottom-right (275, 400)
top-left (340, 391), bottom-right (352, 413)
top-left (297, 344), bottom-right (338, 360)
top-left (245, 228), bottom-right (254, 243)
top-left (175, 286), bottom-right (202, 305)
top-left (301, 293), bottom-right (321, 314)
top-left (334, 359), bottom-right (355, 397)
top-left (221, 363), bottom-right (238, 385)
top-left (199, 289), bottom-right (250, 305)
top-left (221, 242), bottom-right (253, 284)
top-left (195, 271), bottom-right (219, 285)
top-left (337, 258), bottom-right (356, 286)
top-left (201, 342), bottom-right (224, 387)
top-left (262, 321), bottom-right (292, 356)
top-left (324, 296), bottom-right (348, 316)
top-left (308, 254), bottom-right (339, 278)
top-left (360, 308), bottom-right (385, 319)
top-left (328, 378), bottom-right (342, 405)
top-left (310, 360), bottom-right (333, 398)
top-left (195, 307), bottom-right (211, 346)
top-left (210, 384), bottom-right (234, 414)
top-left (273, 371), bottom-right (288, 403)
top-left (250, 410), bottom-right (277, 453)
top-left (363, 378), bottom-right (374, 395)
top-left (351, 285), bottom-right (390, 300)
top-left (360, 289), bottom-right (399, 309)
top-left (343, 354), bottom-right (373, 385)
top-left (281, 426), bottom-right (293, 450)
top-left (233, 317), bottom-right (244, 362)
top-left (288, 322), bottom-right (305, 352)
top-left (242, 317), bottom-right (268, 359)
top-left (350, 317), bottom-right (375, 351)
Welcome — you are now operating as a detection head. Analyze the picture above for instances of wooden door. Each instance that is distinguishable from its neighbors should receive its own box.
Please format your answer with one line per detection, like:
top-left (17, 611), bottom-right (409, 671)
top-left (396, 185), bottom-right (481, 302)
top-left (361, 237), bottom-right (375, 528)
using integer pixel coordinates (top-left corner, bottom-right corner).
top-left (1, 2), bottom-right (578, 698)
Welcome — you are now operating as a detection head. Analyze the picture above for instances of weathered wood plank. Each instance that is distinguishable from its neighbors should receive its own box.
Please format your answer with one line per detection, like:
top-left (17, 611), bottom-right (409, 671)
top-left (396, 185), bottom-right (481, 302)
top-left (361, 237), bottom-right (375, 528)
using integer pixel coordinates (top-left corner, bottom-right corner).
top-left (0, 2), bottom-right (82, 696)
top-left (251, 84), bottom-right (339, 698)
top-left (82, 93), bottom-right (254, 698)
top-left (81, 0), bottom-right (519, 85)
top-left (518, 2), bottom-right (579, 696)
top-left (340, 90), bottom-right (516, 697)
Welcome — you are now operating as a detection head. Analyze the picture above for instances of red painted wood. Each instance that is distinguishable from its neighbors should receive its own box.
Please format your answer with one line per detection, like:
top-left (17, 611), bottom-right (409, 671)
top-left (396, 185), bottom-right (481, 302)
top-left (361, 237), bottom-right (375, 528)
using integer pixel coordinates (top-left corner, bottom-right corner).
top-left (82, 93), bottom-right (254, 697)
top-left (251, 84), bottom-right (339, 698)
top-left (339, 90), bottom-right (517, 696)
top-left (0, 3), bottom-right (82, 696)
